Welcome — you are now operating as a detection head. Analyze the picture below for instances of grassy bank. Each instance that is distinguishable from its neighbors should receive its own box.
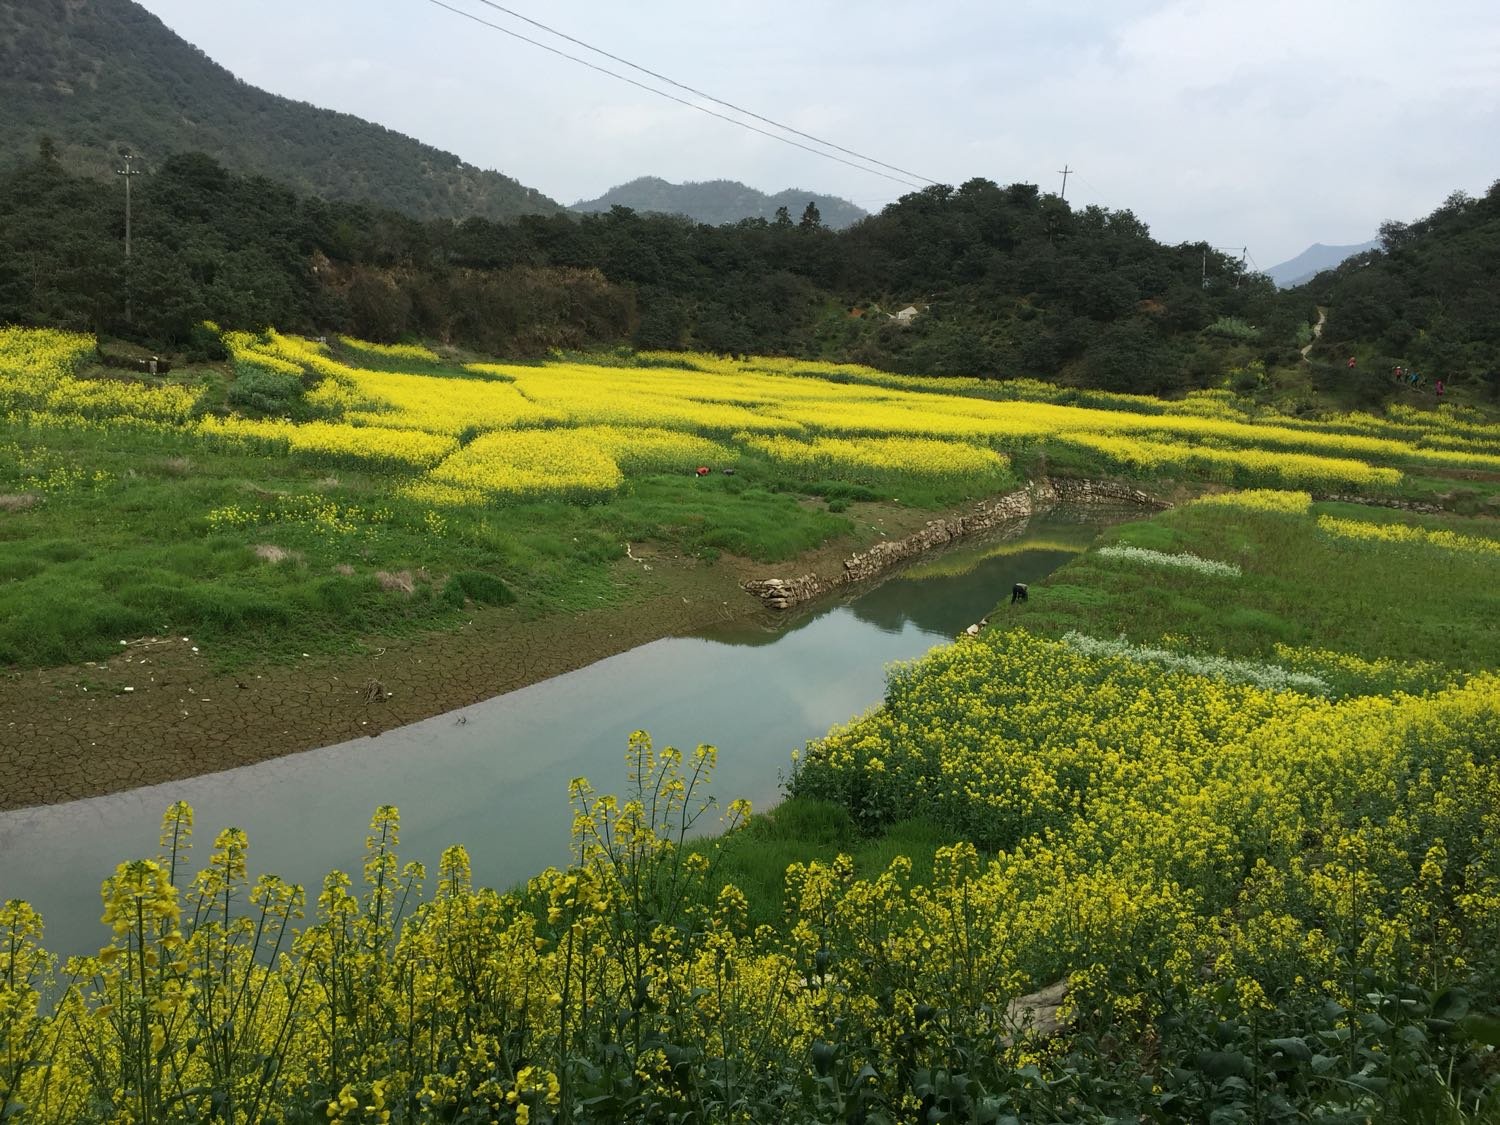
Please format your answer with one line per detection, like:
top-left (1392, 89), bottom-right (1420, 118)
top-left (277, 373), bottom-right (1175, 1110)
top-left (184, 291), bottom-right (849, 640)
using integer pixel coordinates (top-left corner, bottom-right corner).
top-left (6, 327), bottom-right (1499, 673)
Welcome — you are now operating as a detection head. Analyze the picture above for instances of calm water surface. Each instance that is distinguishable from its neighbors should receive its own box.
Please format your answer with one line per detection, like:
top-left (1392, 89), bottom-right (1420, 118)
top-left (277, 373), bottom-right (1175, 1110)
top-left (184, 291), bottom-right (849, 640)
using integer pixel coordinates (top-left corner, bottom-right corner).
top-left (0, 510), bottom-right (1116, 958)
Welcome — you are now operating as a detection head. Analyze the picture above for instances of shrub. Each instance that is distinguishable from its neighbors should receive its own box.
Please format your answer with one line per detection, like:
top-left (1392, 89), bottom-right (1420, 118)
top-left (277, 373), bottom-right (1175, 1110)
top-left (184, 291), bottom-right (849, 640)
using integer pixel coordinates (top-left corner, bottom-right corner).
top-left (226, 367), bottom-right (307, 418)
top-left (1203, 316), bottom-right (1261, 342)
top-left (446, 570), bottom-right (515, 606)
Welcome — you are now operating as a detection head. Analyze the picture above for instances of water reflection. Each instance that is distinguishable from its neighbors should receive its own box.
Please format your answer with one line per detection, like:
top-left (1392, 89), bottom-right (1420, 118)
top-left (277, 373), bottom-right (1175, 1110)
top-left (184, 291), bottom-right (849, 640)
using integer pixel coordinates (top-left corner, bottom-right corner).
top-left (0, 509), bottom-right (1117, 959)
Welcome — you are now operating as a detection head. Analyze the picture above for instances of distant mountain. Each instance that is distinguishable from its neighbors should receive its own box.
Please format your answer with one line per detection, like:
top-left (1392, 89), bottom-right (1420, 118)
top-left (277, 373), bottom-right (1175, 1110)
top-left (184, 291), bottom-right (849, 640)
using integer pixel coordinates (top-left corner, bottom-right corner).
top-left (0, 0), bottom-right (562, 222)
top-left (571, 177), bottom-right (868, 229)
top-left (1264, 240), bottom-right (1380, 288)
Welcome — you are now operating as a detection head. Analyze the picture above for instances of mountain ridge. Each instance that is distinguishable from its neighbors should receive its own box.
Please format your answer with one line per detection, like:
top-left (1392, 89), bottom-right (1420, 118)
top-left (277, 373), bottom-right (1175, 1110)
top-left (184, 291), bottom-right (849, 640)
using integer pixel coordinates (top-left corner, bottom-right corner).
top-left (0, 0), bottom-right (562, 221)
top-left (571, 176), bottom-right (868, 229)
top-left (1264, 239), bottom-right (1380, 288)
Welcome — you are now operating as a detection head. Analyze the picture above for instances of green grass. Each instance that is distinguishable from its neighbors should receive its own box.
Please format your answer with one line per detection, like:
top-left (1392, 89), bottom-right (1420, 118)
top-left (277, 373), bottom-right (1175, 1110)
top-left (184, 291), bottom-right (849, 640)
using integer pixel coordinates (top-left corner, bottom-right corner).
top-left (0, 417), bottom-right (1009, 668)
top-left (1014, 500), bottom-right (1500, 673)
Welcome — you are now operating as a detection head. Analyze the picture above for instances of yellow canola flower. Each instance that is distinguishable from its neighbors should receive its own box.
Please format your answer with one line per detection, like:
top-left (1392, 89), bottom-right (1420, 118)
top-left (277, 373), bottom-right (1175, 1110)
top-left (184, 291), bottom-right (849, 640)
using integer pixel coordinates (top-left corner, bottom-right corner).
top-left (1192, 489), bottom-right (1312, 515)
top-left (743, 433), bottom-right (1009, 481)
top-left (1, 327), bottom-right (201, 424)
top-left (570, 425), bottom-right (738, 474)
top-left (344, 368), bottom-right (562, 435)
top-left (1317, 514), bottom-right (1500, 556)
top-left (196, 415), bottom-right (458, 469)
top-left (1057, 431), bottom-right (1401, 489)
top-left (427, 429), bottom-right (624, 500)
top-left (337, 336), bottom-right (442, 363)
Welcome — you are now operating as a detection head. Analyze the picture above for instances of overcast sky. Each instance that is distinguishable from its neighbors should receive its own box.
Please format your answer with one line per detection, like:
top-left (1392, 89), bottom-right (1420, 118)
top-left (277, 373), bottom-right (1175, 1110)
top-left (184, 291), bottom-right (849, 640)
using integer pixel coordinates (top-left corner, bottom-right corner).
top-left (134, 0), bottom-right (1500, 266)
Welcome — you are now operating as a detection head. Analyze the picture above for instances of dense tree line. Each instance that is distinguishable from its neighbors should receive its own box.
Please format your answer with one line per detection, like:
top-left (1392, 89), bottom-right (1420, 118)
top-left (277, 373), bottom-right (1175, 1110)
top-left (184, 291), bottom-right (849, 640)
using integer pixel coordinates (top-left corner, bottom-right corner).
top-left (1309, 182), bottom-right (1500, 390)
top-left (2, 143), bottom-right (1308, 393)
top-left (0, 147), bottom-right (631, 357)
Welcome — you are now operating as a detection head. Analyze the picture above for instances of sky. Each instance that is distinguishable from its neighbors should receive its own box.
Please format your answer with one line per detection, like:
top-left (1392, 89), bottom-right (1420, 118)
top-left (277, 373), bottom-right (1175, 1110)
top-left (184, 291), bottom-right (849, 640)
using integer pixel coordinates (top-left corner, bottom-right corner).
top-left (133, 0), bottom-right (1500, 267)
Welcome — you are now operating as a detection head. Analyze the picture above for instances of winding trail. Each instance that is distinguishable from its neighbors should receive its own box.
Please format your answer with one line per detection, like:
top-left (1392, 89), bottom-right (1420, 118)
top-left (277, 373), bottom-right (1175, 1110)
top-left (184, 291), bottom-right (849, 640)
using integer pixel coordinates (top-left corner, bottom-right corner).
top-left (1300, 306), bottom-right (1327, 361)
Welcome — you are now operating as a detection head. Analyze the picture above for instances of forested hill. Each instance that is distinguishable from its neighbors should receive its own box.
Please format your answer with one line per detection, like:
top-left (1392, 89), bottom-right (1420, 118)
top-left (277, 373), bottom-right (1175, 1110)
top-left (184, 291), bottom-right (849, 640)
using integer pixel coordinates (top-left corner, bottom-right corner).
top-left (571, 177), bottom-right (868, 230)
top-left (2, 150), bottom-right (1303, 394)
top-left (1308, 182), bottom-right (1500, 387)
top-left (0, 0), bottom-right (561, 222)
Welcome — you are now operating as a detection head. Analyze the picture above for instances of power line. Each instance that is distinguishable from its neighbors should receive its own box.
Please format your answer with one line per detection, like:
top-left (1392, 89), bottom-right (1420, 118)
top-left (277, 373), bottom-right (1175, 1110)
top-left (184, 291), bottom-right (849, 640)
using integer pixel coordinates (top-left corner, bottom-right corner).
top-left (460, 0), bottom-right (938, 187)
top-left (422, 0), bottom-right (930, 191)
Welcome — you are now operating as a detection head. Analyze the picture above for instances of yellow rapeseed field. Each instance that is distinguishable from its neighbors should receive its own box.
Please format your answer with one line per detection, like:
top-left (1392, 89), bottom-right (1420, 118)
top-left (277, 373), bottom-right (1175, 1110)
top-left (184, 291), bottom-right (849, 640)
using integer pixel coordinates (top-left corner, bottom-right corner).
top-left (6, 324), bottom-right (1499, 507)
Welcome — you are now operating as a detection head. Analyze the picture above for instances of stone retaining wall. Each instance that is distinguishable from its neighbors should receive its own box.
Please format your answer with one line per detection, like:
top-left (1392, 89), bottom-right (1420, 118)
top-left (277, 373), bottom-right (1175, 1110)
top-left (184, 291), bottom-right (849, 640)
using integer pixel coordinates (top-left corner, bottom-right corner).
top-left (744, 478), bottom-right (1167, 610)
top-left (1314, 492), bottom-right (1446, 514)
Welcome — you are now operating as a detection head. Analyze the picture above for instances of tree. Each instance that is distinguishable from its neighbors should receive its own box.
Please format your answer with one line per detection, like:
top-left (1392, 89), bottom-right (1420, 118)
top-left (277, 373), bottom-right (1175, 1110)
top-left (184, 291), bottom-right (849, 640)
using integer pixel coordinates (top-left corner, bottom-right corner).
top-left (773, 205), bottom-right (792, 228)
top-left (798, 202), bottom-right (822, 231)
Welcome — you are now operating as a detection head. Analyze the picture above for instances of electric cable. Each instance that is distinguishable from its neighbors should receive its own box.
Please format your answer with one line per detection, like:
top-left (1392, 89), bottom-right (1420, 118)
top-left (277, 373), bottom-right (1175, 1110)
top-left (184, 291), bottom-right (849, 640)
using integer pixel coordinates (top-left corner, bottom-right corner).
top-left (423, 0), bottom-right (930, 190)
top-left (459, 0), bottom-right (938, 186)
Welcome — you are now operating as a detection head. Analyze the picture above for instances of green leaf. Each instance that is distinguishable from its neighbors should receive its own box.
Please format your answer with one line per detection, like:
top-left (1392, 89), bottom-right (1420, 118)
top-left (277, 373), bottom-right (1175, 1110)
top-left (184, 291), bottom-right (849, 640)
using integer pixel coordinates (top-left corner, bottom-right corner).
top-left (1195, 1050), bottom-right (1251, 1079)
top-left (1266, 1036), bottom-right (1312, 1062)
top-left (1431, 987), bottom-right (1470, 1021)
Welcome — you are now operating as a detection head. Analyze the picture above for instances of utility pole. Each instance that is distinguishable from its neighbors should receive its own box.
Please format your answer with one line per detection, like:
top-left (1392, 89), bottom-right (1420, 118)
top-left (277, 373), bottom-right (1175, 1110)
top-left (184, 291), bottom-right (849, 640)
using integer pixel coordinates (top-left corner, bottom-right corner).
top-left (116, 153), bottom-right (141, 324)
top-left (1203, 244), bottom-right (1250, 289)
top-left (1057, 164), bottom-right (1073, 201)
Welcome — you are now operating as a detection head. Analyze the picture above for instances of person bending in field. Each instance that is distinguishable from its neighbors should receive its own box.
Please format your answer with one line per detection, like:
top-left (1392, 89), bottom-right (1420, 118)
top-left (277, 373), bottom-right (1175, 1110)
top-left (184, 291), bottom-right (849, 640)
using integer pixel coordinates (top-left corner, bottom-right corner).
top-left (1011, 582), bottom-right (1028, 604)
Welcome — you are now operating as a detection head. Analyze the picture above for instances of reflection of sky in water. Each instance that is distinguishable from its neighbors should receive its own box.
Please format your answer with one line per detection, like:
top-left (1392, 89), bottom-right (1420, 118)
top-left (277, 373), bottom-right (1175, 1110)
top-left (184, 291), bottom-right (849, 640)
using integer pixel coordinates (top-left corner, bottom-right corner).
top-left (0, 512), bottom-right (1111, 959)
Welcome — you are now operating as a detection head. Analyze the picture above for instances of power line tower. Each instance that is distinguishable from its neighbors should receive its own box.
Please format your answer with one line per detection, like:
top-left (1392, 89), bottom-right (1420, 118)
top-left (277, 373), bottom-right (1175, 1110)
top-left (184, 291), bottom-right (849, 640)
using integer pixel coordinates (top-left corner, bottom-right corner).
top-left (1057, 164), bottom-right (1073, 201)
top-left (115, 153), bottom-right (141, 324)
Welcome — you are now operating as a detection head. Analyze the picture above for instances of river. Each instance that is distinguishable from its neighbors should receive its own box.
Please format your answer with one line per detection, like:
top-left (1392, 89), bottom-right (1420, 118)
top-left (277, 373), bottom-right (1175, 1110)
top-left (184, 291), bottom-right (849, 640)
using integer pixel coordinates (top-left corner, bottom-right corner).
top-left (0, 509), bottom-right (1118, 958)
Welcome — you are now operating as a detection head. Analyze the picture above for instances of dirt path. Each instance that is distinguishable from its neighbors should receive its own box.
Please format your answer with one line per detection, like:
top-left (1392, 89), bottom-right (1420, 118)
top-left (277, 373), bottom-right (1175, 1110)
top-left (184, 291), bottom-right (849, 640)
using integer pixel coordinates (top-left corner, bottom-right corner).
top-left (1300, 306), bottom-right (1327, 361)
top-left (0, 500), bottom-right (951, 810)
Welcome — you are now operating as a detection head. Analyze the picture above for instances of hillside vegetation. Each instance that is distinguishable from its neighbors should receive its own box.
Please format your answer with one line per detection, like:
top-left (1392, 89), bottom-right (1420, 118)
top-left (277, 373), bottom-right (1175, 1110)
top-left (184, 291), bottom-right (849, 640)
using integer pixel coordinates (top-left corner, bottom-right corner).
top-left (1, 150), bottom-right (1303, 395)
top-left (1304, 181), bottom-right (1500, 392)
top-left (571, 176), bottom-right (868, 230)
top-left (0, 0), bottom-right (561, 222)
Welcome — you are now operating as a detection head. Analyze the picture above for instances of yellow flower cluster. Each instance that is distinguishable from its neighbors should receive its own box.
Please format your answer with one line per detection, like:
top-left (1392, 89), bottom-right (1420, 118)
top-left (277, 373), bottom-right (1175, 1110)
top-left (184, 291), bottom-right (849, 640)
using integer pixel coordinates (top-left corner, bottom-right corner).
top-left (223, 330), bottom-right (304, 376)
top-left (1057, 431), bottom-right (1401, 488)
top-left (1192, 488), bottom-right (1312, 515)
top-left (18, 324), bottom-right (1500, 505)
top-left (1317, 514), bottom-right (1500, 556)
top-left (743, 432), bottom-right (1010, 482)
top-left (337, 336), bottom-right (441, 363)
top-left (343, 368), bottom-right (562, 435)
top-left (0, 326), bottom-right (93, 381)
top-left (1, 327), bottom-right (200, 424)
top-left (571, 425), bottom-right (738, 473)
top-left (427, 429), bottom-right (624, 501)
top-left (206, 495), bottom-right (394, 537)
top-left (196, 415), bottom-right (457, 469)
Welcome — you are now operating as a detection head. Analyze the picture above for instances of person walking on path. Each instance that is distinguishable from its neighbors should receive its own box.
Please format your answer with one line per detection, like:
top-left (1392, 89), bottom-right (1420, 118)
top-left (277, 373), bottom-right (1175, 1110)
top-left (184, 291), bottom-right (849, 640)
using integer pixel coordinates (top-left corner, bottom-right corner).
top-left (1347, 356), bottom-right (1357, 370)
top-left (1436, 378), bottom-right (1446, 398)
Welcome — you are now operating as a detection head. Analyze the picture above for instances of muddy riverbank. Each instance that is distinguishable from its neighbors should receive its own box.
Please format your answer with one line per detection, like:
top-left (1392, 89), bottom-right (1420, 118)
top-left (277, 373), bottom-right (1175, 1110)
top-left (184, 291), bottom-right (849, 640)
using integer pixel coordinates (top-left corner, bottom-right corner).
top-left (0, 479), bottom-right (1165, 809)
